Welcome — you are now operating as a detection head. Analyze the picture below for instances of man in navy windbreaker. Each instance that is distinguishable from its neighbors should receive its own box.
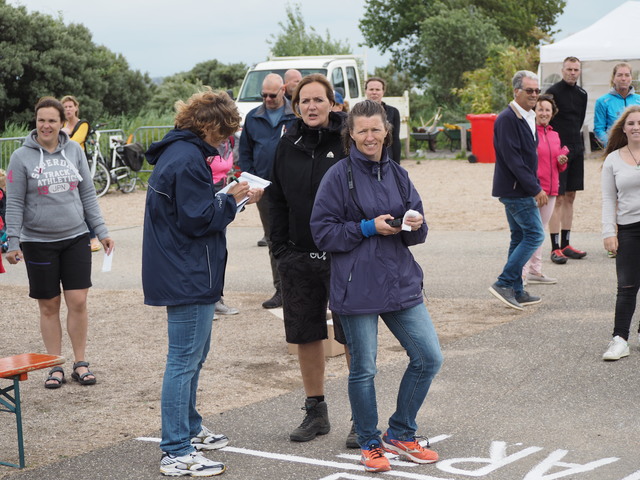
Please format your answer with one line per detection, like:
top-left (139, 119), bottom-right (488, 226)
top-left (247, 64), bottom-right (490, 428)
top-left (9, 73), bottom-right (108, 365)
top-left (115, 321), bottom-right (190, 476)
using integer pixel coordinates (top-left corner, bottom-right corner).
top-left (489, 70), bottom-right (547, 311)
top-left (238, 73), bottom-right (296, 309)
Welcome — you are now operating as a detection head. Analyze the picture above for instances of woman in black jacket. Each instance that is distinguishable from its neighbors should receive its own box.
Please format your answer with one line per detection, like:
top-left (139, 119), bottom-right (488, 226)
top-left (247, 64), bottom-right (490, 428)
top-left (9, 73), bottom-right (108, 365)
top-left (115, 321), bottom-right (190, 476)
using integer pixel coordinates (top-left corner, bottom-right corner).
top-left (269, 74), bottom-right (351, 445)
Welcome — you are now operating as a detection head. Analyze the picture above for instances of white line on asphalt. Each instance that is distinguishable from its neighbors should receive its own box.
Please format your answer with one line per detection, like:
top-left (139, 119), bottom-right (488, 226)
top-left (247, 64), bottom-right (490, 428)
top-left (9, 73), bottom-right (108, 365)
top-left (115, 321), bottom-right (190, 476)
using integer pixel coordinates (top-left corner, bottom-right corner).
top-left (134, 437), bottom-right (454, 479)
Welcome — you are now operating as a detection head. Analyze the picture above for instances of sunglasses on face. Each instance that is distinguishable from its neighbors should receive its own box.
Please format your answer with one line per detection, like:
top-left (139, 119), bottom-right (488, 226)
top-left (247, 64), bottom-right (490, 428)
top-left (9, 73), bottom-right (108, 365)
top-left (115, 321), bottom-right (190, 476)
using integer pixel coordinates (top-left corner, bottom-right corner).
top-left (521, 88), bottom-right (541, 95)
top-left (261, 92), bottom-right (279, 99)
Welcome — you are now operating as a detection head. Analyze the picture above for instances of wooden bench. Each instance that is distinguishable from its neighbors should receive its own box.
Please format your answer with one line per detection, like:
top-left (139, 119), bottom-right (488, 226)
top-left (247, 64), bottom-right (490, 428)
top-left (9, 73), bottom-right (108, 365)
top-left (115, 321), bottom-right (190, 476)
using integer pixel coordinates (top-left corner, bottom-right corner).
top-left (0, 353), bottom-right (65, 469)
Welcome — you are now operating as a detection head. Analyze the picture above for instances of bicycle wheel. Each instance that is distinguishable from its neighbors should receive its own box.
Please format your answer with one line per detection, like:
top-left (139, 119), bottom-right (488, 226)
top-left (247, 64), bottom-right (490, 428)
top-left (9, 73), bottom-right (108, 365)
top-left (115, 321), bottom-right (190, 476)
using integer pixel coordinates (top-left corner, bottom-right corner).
top-left (93, 161), bottom-right (110, 198)
top-left (119, 171), bottom-right (137, 194)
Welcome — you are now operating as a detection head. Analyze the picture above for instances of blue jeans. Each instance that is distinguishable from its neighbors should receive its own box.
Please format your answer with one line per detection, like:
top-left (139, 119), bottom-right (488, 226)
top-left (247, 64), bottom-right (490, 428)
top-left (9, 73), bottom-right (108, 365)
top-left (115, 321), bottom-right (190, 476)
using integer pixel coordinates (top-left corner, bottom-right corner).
top-left (160, 304), bottom-right (215, 456)
top-left (340, 303), bottom-right (443, 447)
top-left (497, 197), bottom-right (545, 295)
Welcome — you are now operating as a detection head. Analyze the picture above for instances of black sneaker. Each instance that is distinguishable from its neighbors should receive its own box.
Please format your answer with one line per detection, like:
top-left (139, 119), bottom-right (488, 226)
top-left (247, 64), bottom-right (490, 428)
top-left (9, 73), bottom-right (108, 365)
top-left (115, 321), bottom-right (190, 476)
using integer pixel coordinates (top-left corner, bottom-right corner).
top-left (550, 249), bottom-right (568, 264)
top-left (515, 291), bottom-right (541, 306)
top-left (262, 291), bottom-right (282, 309)
top-left (290, 398), bottom-right (330, 442)
top-left (561, 245), bottom-right (587, 259)
top-left (257, 236), bottom-right (268, 247)
top-left (489, 283), bottom-right (523, 311)
top-left (346, 421), bottom-right (359, 449)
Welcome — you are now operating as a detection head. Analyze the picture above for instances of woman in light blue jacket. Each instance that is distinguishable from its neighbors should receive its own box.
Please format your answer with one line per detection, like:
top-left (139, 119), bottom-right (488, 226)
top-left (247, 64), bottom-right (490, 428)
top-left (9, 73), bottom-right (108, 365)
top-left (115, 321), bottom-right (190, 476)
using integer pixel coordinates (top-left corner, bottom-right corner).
top-left (594, 63), bottom-right (640, 146)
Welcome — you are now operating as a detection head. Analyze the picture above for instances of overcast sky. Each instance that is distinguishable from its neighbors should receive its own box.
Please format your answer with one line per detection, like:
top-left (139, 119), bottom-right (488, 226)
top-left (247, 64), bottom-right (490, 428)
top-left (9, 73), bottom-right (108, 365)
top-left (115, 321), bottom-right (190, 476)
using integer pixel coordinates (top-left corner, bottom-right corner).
top-left (7, 0), bottom-right (632, 78)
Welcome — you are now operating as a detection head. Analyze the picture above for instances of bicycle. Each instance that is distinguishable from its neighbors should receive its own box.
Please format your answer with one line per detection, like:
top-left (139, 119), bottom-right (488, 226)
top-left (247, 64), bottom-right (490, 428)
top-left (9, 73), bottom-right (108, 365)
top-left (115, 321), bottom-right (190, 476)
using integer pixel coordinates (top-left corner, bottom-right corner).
top-left (85, 125), bottom-right (143, 198)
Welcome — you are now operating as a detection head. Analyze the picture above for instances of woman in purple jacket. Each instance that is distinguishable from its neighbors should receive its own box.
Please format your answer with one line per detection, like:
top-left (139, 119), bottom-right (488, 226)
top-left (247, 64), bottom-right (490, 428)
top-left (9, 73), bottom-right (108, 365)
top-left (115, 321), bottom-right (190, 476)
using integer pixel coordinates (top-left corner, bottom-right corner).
top-left (310, 100), bottom-right (443, 473)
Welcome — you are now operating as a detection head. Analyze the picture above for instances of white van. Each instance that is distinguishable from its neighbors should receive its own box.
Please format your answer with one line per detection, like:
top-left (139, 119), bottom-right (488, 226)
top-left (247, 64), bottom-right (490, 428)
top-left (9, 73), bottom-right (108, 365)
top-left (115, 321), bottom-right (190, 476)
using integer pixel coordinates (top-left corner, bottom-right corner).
top-left (235, 55), bottom-right (365, 122)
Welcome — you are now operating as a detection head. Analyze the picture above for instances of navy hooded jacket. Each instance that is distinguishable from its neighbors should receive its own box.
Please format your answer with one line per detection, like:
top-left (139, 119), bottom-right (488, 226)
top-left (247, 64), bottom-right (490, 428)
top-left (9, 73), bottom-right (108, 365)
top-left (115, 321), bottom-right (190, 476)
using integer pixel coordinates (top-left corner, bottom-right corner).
top-left (310, 145), bottom-right (427, 315)
top-left (142, 129), bottom-right (238, 306)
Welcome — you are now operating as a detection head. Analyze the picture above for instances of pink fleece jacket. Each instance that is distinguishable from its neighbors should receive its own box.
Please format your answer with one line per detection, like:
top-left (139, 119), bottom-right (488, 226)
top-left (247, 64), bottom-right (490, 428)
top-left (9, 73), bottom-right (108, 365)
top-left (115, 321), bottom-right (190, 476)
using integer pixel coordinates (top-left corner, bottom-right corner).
top-left (536, 123), bottom-right (568, 196)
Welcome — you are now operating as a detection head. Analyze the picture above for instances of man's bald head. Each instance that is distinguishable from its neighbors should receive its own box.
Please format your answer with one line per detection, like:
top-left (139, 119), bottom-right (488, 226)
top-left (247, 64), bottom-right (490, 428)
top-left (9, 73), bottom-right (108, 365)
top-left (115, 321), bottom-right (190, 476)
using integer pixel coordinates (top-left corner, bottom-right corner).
top-left (284, 69), bottom-right (302, 97)
top-left (262, 73), bottom-right (285, 110)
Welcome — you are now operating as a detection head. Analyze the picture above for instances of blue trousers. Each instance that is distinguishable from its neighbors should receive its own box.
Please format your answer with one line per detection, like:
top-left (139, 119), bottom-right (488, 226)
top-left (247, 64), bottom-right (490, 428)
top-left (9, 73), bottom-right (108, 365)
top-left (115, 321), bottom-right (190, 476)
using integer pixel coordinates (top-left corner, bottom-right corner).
top-left (160, 303), bottom-right (214, 456)
top-left (497, 197), bottom-right (545, 296)
top-left (340, 303), bottom-right (443, 447)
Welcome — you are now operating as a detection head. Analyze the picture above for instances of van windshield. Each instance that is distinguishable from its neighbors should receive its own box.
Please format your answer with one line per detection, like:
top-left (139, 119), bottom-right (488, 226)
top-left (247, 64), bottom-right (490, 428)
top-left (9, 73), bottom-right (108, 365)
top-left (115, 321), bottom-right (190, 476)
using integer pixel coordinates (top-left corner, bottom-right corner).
top-left (237, 69), bottom-right (327, 102)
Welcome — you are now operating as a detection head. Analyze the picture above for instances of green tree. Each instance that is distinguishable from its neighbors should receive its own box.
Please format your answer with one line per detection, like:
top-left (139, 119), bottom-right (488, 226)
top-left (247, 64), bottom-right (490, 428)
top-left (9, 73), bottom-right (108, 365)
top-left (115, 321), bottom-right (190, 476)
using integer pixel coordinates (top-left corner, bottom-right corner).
top-left (149, 59), bottom-right (248, 112)
top-left (186, 59), bottom-right (248, 92)
top-left (370, 62), bottom-right (413, 97)
top-left (268, 3), bottom-right (351, 56)
top-left (454, 44), bottom-right (539, 113)
top-left (146, 75), bottom-right (206, 113)
top-left (419, 6), bottom-right (505, 104)
top-left (360, 0), bottom-right (564, 82)
top-left (0, 1), bottom-right (152, 129)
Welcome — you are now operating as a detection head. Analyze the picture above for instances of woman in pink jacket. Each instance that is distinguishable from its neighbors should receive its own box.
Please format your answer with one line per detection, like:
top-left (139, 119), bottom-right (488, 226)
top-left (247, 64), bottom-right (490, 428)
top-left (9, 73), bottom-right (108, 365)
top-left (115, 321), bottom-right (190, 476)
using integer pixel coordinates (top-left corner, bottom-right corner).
top-left (523, 94), bottom-right (568, 284)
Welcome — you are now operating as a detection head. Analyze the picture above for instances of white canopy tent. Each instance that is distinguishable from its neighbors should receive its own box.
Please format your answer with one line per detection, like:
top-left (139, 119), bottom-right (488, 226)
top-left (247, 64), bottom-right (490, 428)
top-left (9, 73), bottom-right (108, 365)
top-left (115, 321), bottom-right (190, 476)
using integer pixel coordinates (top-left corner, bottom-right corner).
top-left (539, 1), bottom-right (640, 141)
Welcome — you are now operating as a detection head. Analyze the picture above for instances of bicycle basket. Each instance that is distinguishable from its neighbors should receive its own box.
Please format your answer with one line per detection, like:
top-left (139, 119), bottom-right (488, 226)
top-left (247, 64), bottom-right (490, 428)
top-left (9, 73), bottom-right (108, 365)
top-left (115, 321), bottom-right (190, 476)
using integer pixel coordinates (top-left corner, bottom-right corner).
top-left (116, 142), bottom-right (145, 171)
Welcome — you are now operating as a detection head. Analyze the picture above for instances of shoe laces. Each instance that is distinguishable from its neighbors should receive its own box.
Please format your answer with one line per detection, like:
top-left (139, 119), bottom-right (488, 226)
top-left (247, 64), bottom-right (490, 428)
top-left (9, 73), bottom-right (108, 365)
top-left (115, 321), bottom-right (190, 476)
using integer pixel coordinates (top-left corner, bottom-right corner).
top-left (298, 404), bottom-right (318, 427)
top-left (365, 444), bottom-right (386, 459)
top-left (409, 435), bottom-right (431, 449)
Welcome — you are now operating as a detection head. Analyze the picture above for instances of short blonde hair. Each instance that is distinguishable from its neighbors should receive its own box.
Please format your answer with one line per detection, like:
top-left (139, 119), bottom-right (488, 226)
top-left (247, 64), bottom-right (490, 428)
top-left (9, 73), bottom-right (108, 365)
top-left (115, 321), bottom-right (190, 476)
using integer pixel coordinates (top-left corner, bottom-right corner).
top-left (60, 95), bottom-right (80, 117)
top-left (174, 88), bottom-right (240, 144)
top-left (611, 62), bottom-right (633, 87)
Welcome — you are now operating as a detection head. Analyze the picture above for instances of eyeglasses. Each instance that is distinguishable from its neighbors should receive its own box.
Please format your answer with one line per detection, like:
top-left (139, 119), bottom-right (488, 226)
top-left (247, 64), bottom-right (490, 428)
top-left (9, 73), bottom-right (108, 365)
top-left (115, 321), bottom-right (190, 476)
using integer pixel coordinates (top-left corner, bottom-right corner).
top-left (521, 88), bottom-right (541, 95)
top-left (261, 92), bottom-right (279, 99)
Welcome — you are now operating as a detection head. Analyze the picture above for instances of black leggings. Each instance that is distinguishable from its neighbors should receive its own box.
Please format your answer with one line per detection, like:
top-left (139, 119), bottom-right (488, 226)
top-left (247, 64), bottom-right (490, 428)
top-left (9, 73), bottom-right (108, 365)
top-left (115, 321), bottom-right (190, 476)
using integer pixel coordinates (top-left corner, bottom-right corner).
top-left (613, 221), bottom-right (640, 340)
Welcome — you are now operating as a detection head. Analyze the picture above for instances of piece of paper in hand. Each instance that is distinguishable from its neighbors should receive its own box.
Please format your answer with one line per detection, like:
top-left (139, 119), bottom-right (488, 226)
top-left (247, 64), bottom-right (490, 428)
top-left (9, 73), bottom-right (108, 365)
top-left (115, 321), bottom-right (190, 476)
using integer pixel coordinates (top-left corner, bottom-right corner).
top-left (101, 250), bottom-right (113, 273)
top-left (402, 209), bottom-right (420, 231)
top-left (218, 172), bottom-right (271, 212)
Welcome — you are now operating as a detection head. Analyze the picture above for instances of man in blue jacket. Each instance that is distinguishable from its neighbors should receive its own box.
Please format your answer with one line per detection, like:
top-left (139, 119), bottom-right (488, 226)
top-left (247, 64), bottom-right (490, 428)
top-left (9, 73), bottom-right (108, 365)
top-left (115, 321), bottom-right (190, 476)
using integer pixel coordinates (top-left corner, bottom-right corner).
top-left (489, 70), bottom-right (547, 310)
top-left (239, 73), bottom-right (296, 308)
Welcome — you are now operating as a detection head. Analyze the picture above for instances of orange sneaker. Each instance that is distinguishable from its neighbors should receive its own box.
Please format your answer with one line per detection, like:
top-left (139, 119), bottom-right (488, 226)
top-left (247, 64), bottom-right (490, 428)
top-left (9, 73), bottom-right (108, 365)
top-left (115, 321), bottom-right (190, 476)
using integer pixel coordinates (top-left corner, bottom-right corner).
top-left (382, 431), bottom-right (438, 464)
top-left (360, 442), bottom-right (391, 472)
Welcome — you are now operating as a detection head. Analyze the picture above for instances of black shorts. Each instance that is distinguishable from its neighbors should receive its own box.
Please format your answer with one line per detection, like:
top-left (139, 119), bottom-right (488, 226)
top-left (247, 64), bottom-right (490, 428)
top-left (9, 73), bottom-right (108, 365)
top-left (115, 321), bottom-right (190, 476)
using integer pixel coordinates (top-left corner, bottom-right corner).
top-left (558, 145), bottom-right (584, 194)
top-left (21, 233), bottom-right (92, 299)
top-left (277, 249), bottom-right (345, 345)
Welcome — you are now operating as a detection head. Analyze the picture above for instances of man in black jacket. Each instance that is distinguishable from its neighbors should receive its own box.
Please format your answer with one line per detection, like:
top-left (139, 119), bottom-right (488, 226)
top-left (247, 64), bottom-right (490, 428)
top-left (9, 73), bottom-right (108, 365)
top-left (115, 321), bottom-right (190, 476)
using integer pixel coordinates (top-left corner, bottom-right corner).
top-left (545, 57), bottom-right (588, 263)
top-left (365, 77), bottom-right (402, 163)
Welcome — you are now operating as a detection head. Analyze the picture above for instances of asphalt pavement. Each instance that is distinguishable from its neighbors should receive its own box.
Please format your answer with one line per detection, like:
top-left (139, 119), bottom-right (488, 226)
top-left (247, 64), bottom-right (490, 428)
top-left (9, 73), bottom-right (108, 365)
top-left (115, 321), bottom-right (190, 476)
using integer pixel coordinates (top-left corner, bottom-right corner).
top-left (3, 213), bottom-right (640, 479)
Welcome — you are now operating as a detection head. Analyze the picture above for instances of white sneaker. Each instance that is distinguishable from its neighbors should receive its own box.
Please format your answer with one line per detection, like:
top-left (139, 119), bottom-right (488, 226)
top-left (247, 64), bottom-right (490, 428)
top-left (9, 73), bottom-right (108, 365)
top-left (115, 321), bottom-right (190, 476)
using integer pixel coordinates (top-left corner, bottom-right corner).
top-left (602, 336), bottom-right (629, 361)
top-left (526, 273), bottom-right (557, 285)
top-left (191, 426), bottom-right (229, 451)
top-left (215, 299), bottom-right (239, 315)
top-left (160, 451), bottom-right (225, 476)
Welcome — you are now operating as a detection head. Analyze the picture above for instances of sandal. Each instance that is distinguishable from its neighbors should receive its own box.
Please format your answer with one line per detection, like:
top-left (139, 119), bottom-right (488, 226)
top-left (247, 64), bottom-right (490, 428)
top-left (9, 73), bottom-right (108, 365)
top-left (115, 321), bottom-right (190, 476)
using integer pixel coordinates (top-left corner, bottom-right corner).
top-left (71, 361), bottom-right (97, 386)
top-left (44, 366), bottom-right (66, 389)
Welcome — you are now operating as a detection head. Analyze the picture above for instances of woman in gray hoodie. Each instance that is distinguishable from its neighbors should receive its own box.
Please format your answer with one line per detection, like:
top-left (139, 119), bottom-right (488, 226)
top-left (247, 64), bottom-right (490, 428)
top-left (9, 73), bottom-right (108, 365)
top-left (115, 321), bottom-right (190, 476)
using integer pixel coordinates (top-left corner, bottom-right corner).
top-left (5, 97), bottom-right (114, 389)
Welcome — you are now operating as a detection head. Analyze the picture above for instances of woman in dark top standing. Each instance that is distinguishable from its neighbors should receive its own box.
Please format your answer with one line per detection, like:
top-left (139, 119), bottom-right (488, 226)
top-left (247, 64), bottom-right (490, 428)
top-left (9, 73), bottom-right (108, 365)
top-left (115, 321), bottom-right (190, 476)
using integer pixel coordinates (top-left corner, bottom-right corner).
top-left (269, 74), bottom-right (351, 444)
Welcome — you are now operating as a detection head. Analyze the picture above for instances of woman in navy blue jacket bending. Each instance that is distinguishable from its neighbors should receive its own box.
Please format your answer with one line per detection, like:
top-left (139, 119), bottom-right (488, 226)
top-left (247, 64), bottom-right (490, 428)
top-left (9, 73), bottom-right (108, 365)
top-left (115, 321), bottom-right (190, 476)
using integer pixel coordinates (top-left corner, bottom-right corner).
top-left (142, 88), bottom-right (262, 477)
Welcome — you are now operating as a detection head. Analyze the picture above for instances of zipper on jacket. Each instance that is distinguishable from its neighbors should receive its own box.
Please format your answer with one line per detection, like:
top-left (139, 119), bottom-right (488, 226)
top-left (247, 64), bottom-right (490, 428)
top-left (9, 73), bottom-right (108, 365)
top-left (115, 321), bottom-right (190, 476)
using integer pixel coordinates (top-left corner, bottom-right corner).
top-left (543, 128), bottom-right (553, 190)
top-left (205, 245), bottom-right (212, 288)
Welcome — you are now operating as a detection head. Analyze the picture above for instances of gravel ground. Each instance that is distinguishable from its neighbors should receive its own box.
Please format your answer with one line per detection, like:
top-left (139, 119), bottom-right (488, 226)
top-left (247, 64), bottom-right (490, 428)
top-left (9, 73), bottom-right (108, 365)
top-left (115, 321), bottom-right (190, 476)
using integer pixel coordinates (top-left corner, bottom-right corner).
top-left (0, 154), bottom-right (603, 475)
